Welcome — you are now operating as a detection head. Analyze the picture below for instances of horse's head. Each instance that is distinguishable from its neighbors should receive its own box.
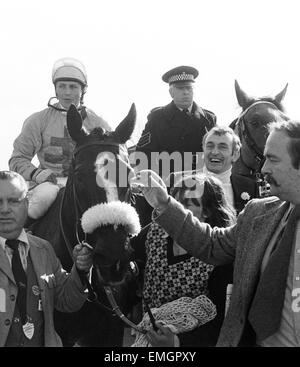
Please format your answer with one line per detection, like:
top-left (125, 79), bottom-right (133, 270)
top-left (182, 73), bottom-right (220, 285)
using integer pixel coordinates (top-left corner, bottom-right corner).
top-left (231, 80), bottom-right (289, 176)
top-left (64, 104), bottom-right (141, 286)
top-left (80, 202), bottom-right (140, 286)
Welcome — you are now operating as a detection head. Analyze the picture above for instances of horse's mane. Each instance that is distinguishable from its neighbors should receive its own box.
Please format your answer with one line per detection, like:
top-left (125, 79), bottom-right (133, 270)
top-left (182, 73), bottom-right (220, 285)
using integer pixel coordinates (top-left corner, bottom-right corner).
top-left (242, 96), bottom-right (285, 112)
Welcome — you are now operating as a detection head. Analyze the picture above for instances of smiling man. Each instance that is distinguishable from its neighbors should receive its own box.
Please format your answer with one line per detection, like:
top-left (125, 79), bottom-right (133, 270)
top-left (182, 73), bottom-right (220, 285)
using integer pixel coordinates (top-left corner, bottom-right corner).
top-left (131, 119), bottom-right (300, 347)
top-left (9, 57), bottom-right (111, 219)
top-left (202, 126), bottom-right (258, 214)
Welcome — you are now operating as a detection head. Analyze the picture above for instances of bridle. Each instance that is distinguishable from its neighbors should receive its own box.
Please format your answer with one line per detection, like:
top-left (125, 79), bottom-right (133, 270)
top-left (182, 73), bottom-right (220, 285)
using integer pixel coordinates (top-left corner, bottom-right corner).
top-left (59, 140), bottom-right (146, 334)
top-left (236, 101), bottom-right (278, 176)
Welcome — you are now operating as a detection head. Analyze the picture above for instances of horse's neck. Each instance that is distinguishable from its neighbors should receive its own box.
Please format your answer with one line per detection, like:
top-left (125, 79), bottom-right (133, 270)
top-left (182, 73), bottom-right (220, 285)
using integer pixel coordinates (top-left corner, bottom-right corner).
top-left (232, 157), bottom-right (255, 178)
top-left (60, 185), bottom-right (80, 254)
top-left (26, 188), bottom-right (74, 270)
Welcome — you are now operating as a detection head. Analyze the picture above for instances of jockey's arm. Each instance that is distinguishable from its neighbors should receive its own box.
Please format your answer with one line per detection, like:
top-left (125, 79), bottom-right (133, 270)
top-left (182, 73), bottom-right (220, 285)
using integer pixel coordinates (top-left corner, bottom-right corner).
top-left (9, 113), bottom-right (44, 181)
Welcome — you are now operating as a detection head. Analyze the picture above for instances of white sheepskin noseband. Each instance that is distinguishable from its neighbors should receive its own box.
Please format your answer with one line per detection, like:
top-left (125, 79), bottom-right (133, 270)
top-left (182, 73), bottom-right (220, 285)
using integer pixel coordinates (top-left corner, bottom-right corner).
top-left (81, 201), bottom-right (141, 236)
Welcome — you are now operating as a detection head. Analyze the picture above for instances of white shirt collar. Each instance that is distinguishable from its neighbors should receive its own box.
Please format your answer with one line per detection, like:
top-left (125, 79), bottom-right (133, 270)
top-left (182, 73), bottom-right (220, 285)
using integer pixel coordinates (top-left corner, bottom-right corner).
top-left (0, 229), bottom-right (30, 252)
top-left (203, 166), bottom-right (232, 184)
top-left (177, 105), bottom-right (193, 113)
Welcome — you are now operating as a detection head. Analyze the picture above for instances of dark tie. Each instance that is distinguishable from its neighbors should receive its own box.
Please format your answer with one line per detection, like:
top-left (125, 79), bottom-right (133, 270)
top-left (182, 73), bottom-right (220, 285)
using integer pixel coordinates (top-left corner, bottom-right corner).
top-left (182, 108), bottom-right (190, 116)
top-left (248, 204), bottom-right (300, 341)
top-left (5, 239), bottom-right (27, 324)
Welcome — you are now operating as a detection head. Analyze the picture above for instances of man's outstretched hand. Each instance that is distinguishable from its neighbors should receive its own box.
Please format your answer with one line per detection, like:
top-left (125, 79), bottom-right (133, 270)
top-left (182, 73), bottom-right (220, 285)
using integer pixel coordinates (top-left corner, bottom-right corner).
top-left (130, 170), bottom-right (170, 212)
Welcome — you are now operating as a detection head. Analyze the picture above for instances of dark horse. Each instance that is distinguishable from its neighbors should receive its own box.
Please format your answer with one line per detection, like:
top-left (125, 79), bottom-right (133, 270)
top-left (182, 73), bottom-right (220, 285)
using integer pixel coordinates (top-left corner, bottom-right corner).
top-left (230, 80), bottom-right (289, 180)
top-left (28, 103), bottom-right (142, 346)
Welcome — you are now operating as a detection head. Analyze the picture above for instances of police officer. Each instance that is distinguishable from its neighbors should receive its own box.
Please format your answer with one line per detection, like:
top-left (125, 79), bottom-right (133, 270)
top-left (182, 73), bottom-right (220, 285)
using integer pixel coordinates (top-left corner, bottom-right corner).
top-left (9, 57), bottom-right (111, 219)
top-left (135, 65), bottom-right (216, 183)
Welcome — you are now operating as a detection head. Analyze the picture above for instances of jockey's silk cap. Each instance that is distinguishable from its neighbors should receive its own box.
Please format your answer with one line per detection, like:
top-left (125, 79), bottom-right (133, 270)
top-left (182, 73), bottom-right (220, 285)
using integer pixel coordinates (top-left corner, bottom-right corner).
top-left (52, 57), bottom-right (88, 86)
top-left (162, 65), bottom-right (199, 85)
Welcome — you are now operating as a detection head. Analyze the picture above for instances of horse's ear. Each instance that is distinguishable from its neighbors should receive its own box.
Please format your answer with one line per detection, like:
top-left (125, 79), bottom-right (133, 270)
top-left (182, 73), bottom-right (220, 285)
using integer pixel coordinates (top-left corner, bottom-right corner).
top-left (234, 80), bottom-right (253, 109)
top-left (67, 104), bottom-right (87, 143)
top-left (274, 83), bottom-right (288, 104)
top-left (113, 103), bottom-right (136, 144)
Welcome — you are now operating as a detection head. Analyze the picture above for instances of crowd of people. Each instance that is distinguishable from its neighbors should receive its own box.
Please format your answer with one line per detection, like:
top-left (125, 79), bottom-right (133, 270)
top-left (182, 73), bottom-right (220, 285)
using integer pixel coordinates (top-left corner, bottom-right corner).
top-left (1, 57), bottom-right (300, 347)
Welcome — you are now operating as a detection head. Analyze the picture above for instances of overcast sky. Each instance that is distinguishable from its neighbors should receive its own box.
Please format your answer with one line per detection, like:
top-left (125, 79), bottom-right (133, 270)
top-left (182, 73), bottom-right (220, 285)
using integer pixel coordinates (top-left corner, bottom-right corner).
top-left (1, 0), bottom-right (300, 170)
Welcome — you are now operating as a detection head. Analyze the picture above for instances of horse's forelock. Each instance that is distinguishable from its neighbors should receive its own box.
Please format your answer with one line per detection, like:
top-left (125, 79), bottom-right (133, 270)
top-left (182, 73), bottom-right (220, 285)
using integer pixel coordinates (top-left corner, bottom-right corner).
top-left (89, 127), bottom-right (106, 138)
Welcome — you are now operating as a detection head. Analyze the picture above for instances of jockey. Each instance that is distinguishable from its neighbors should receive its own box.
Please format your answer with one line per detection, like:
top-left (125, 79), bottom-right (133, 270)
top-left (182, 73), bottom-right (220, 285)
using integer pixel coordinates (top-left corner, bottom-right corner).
top-left (9, 57), bottom-right (112, 219)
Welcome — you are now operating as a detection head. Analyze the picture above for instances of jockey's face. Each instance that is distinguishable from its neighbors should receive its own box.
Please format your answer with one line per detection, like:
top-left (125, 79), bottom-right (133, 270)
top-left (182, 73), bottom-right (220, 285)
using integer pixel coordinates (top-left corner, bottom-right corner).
top-left (55, 81), bottom-right (83, 109)
top-left (0, 179), bottom-right (28, 239)
top-left (204, 132), bottom-right (239, 174)
top-left (169, 82), bottom-right (194, 109)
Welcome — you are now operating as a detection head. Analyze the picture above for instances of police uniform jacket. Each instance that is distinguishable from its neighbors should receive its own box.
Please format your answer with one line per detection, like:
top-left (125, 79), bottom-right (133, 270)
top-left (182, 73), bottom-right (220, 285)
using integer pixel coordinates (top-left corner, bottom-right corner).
top-left (0, 233), bottom-right (87, 347)
top-left (136, 101), bottom-right (216, 173)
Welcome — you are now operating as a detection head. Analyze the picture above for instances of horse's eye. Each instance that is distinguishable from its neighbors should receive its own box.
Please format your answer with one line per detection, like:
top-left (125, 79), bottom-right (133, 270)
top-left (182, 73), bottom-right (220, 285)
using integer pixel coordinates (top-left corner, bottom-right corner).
top-left (250, 120), bottom-right (259, 128)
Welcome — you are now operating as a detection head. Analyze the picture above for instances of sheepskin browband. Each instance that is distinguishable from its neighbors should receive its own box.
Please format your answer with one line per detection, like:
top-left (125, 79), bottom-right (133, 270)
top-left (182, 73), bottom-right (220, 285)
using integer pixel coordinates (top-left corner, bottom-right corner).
top-left (81, 201), bottom-right (141, 236)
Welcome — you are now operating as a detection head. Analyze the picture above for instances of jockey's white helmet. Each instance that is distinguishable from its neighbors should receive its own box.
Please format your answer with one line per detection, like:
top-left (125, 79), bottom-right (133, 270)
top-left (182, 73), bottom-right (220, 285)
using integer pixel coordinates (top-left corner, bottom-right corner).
top-left (52, 57), bottom-right (87, 87)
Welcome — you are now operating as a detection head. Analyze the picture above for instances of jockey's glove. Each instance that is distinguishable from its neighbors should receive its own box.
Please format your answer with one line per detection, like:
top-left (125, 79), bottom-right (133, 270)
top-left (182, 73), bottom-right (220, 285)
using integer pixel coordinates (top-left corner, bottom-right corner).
top-left (33, 169), bottom-right (57, 184)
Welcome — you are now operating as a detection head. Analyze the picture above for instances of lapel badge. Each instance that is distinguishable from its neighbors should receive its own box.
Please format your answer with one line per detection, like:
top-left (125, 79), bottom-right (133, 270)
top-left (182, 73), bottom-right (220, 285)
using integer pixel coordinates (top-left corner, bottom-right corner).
top-left (241, 192), bottom-right (251, 201)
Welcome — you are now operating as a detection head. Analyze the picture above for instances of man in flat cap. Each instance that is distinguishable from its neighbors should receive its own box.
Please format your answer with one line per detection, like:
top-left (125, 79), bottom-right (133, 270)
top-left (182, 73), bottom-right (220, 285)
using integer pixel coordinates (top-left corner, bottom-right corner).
top-left (135, 65), bottom-right (216, 184)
